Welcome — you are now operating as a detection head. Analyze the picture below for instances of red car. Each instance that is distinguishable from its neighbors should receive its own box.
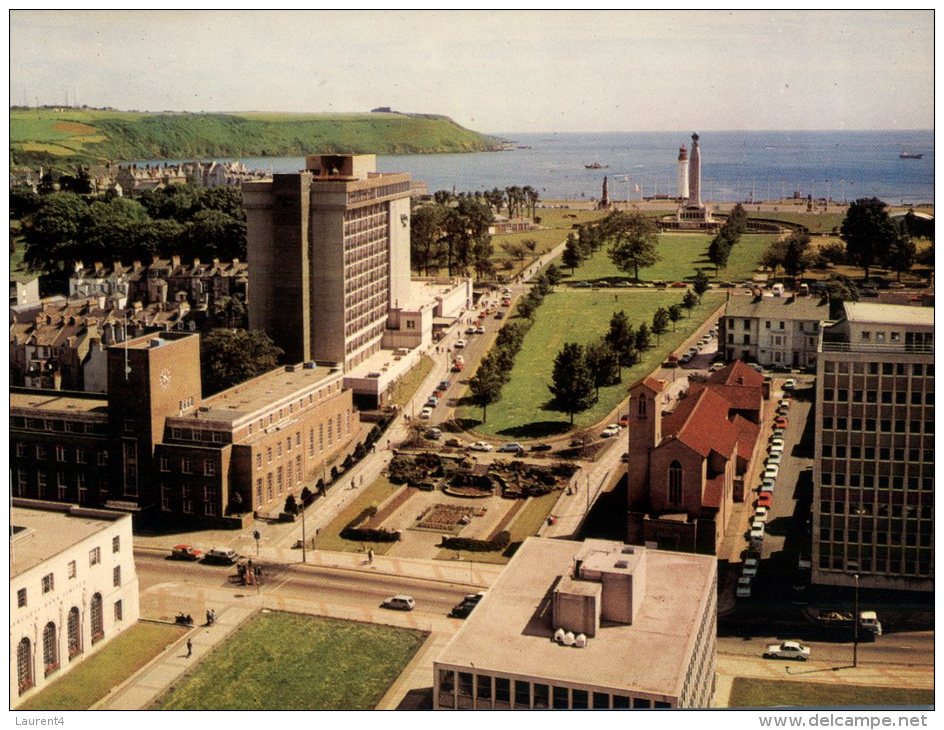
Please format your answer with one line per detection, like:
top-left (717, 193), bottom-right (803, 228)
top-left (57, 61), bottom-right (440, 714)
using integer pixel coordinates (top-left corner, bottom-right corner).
top-left (757, 493), bottom-right (773, 509)
top-left (171, 544), bottom-right (202, 561)
top-left (670, 281), bottom-right (687, 288)
top-left (774, 416), bottom-right (789, 429)
top-left (618, 414), bottom-right (630, 427)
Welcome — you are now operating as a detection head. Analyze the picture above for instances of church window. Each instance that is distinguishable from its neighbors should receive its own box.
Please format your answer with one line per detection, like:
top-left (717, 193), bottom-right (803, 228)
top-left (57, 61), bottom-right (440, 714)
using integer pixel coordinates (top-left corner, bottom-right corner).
top-left (668, 461), bottom-right (683, 504)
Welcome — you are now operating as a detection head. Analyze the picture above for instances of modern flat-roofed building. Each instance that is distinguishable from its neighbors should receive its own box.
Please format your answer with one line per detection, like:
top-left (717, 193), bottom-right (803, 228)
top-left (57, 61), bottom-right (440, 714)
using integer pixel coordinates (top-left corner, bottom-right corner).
top-left (433, 538), bottom-right (716, 709)
top-left (244, 154), bottom-right (412, 369)
top-left (813, 302), bottom-right (934, 592)
top-left (10, 501), bottom-right (139, 707)
top-left (721, 291), bottom-right (829, 368)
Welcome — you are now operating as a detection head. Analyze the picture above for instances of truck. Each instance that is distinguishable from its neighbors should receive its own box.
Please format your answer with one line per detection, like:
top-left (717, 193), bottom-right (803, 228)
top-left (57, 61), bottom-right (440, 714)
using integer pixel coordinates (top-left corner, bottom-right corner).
top-left (817, 610), bottom-right (883, 638)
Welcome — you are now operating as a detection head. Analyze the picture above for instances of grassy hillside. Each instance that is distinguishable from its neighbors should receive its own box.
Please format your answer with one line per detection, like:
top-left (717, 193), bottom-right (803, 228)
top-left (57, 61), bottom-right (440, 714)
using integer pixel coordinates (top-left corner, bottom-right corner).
top-left (10, 108), bottom-right (506, 169)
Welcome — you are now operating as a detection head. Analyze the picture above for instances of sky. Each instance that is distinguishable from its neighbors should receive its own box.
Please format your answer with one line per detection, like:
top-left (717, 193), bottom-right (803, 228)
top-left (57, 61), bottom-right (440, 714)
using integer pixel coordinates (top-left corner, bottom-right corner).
top-left (7, 9), bottom-right (935, 133)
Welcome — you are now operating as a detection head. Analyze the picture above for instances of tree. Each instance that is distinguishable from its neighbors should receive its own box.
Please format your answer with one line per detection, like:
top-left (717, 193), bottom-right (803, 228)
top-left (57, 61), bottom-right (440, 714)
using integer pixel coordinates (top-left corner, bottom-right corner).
top-left (727, 203), bottom-right (749, 236)
top-left (562, 233), bottom-right (584, 273)
top-left (21, 192), bottom-right (89, 274)
top-left (760, 239), bottom-right (788, 277)
top-left (468, 359), bottom-right (504, 422)
top-left (707, 230), bottom-right (733, 272)
top-left (682, 289), bottom-right (699, 315)
top-left (500, 241), bottom-right (528, 261)
top-left (634, 323), bottom-right (651, 351)
top-left (584, 340), bottom-right (620, 396)
top-left (181, 209), bottom-right (247, 260)
top-left (201, 329), bottom-right (283, 395)
top-left (667, 304), bottom-right (682, 330)
top-left (516, 296), bottom-right (537, 321)
top-left (651, 307), bottom-right (670, 343)
top-left (284, 494), bottom-right (298, 516)
top-left (548, 343), bottom-right (597, 424)
top-left (692, 268), bottom-right (710, 298)
top-left (884, 235), bottom-right (916, 281)
top-left (605, 310), bottom-right (635, 372)
top-left (840, 197), bottom-right (899, 281)
top-left (603, 211), bottom-right (661, 280)
top-left (210, 294), bottom-right (247, 328)
top-left (544, 263), bottom-right (564, 285)
top-left (410, 203), bottom-right (446, 275)
top-left (522, 238), bottom-right (538, 255)
top-left (782, 230), bottom-right (813, 278)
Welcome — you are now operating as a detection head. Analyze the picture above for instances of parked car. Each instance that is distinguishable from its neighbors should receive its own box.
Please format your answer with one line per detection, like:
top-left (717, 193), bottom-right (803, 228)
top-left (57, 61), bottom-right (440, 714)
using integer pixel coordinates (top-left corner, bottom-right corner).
top-left (530, 443), bottom-right (552, 452)
top-left (171, 544), bottom-right (202, 561)
top-left (774, 416), bottom-right (789, 429)
top-left (742, 557), bottom-right (759, 578)
top-left (426, 395), bottom-right (439, 407)
top-left (618, 414), bottom-right (630, 427)
top-left (709, 362), bottom-right (725, 372)
top-left (770, 428), bottom-right (785, 440)
top-left (756, 493), bottom-right (773, 509)
top-left (759, 477), bottom-right (776, 493)
top-left (437, 380), bottom-right (450, 391)
top-left (766, 452), bottom-right (782, 466)
top-left (420, 407), bottom-right (433, 419)
top-left (763, 465), bottom-right (780, 480)
top-left (670, 281), bottom-right (687, 288)
top-left (764, 640), bottom-right (810, 661)
top-left (205, 547), bottom-right (238, 565)
top-left (601, 424), bottom-right (621, 438)
top-left (449, 601), bottom-right (477, 619)
top-left (498, 442), bottom-right (525, 453)
top-left (736, 576), bottom-right (752, 598)
top-left (451, 362), bottom-right (464, 372)
top-left (444, 437), bottom-right (462, 448)
top-left (381, 595), bottom-right (416, 611)
top-left (769, 438), bottom-right (785, 453)
top-left (494, 311), bottom-right (504, 319)
top-left (754, 506), bottom-right (769, 522)
top-left (424, 428), bottom-right (442, 440)
top-left (680, 353), bottom-right (693, 364)
top-left (475, 326), bottom-right (486, 335)
top-left (465, 326), bottom-right (476, 335)
top-left (455, 339), bottom-right (467, 349)
top-left (468, 441), bottom-right (493, 452)
top-left (749, 521), bottom-right (765, 541)
top-left (783, 378), bottom-right (797, 391)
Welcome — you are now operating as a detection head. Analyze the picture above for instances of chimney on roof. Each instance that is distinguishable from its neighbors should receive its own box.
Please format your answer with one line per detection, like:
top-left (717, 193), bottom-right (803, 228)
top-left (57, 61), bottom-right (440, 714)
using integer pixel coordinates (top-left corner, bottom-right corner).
top-left (192, 258), bottom-right (200, 268)
top-left (113, 261), bottom-right (123, 275)
top-left (171, 255), bottom-right (181, 268)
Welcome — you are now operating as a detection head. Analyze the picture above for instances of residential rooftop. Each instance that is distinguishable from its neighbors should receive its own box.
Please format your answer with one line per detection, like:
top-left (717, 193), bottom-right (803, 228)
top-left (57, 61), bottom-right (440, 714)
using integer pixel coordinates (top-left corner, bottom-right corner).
top-left (10, 389), bottom-right (108, 415)
top-left (843, 302), bottom-right (934, 328)
top-left (435, 538), bottom-right (715, 699)
top-left (723, 293), bottom-right (830, 320)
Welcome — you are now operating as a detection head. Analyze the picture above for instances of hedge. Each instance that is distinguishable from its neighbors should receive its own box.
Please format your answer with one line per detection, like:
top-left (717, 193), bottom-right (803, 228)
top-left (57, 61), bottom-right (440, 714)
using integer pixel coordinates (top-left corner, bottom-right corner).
top-left (440, 531), bottom-right (511, 552)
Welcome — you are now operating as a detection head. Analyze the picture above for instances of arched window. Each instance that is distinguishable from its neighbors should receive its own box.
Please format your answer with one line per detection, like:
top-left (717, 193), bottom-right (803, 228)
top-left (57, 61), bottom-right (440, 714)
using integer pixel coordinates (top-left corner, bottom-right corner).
top-left (68, 607), bottom-right (82, 660)
top-left (17, 637), bottom-right (34, 694)
top-left (637, 394), bottom-right (647, 417)
top-left (668, 461), bottom-right (683, 504)
top-left (90, 593), bottom-right (104, 643)
top-left (43, 622), bottom-right (59, 676)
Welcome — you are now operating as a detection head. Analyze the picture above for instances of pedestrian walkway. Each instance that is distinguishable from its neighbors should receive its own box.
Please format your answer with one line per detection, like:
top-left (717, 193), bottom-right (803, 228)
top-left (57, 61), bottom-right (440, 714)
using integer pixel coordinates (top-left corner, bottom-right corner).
top-left (91, 605), bottom-right (256, 710)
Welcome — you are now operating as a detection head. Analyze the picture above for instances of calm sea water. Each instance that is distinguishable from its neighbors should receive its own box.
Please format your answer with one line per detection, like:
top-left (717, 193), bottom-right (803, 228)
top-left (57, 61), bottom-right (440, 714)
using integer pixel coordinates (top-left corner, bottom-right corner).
top-left (151, 130), bottom-right (936, 205)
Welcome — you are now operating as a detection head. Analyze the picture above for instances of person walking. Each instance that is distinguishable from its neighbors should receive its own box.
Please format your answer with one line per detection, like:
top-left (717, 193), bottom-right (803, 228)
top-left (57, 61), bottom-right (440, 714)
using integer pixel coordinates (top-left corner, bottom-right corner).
top-left (367, 548), bottom-right (374, 564)
top-left (186, 638), bottom-right (193, 658)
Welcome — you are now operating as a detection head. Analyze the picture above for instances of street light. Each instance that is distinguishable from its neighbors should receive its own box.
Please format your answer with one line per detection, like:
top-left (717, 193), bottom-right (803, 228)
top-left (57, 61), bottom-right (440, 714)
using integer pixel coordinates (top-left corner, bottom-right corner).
top-left (853, 573), bottom-right (860, 668)
top-left (300, 498), bottom-right (307, 564)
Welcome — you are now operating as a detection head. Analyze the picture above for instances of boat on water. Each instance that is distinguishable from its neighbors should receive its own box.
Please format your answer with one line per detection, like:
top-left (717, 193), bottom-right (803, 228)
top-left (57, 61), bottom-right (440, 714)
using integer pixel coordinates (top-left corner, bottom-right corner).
top-left (584, 162), bottom-right (609, 169)
top-left (899, 152), bottom-right (923, 159)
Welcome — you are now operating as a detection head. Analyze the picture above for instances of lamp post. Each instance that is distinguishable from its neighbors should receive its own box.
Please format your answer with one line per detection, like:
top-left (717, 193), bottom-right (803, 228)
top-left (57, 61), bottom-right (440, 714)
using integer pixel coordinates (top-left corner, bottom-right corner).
top-left (300, 498), bottom-right (307, 564)
top-left (853, 573), bottom-right (860, 668)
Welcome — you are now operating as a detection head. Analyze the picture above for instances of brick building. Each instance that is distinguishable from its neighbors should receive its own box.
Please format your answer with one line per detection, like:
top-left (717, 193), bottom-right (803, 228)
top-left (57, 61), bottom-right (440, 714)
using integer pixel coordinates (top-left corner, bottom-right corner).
top-left (626, 362), bottom-right (765, 553)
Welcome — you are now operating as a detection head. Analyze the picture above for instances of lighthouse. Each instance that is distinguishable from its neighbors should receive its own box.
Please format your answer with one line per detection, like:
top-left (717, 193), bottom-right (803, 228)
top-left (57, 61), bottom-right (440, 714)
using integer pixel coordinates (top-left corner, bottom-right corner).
top-left (677, 145), bottom-right (689, 201)
top-left (688, 132), bottom-right (702, 206)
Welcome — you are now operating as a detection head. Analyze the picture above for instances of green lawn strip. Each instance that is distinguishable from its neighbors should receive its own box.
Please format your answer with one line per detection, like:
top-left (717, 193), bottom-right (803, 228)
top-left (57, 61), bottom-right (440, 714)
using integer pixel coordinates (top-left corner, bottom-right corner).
top-left (19, 621), bottom-right (186, 710)
top-left (458, 290), bottom-right (724, 438)
top-left (315, 476), bottom-right (403, 554)
top-left (388, 354), bottom-right (434, 409)
top-left (748, 210), bottom-right (846, 234)
top-left (152, 612), bottom-right (427, 710)
top-left (727, 677), bottom-right (933, 708)
top-left (561, 232), bottom-right (776, 284)
top-left (434, 490), bottom-right (561, 564)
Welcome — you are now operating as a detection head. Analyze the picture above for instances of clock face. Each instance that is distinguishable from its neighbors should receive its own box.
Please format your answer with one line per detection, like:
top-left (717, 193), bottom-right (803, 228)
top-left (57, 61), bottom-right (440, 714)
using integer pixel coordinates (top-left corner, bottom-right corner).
top-left (160, 367), bottom-right (172, 390)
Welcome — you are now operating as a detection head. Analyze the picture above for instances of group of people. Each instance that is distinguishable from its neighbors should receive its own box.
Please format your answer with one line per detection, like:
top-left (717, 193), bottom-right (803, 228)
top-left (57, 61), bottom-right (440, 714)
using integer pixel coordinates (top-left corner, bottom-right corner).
top-left (236, 560), bottom-right (263, 585)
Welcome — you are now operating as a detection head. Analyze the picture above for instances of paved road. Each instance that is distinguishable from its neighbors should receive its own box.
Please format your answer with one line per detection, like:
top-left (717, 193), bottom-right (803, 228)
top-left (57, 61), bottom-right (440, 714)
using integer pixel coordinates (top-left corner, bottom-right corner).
top-left (718, 631), bottom-right (933, 668)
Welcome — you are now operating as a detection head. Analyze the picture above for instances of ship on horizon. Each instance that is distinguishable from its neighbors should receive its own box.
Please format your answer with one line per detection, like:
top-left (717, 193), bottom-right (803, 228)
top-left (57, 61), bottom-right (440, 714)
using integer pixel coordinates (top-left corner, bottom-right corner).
top-left (899, 151), bottom-right (923, 159)
top-left (584, 162), bottom-right (609, 169)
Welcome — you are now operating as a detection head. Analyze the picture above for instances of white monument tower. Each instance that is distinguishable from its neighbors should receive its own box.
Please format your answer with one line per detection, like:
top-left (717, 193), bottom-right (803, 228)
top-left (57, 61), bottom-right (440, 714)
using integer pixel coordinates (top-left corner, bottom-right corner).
top-left (677, 145), bottom-right (689, 201)
top-left (688, 132), bottom-right (702, 207)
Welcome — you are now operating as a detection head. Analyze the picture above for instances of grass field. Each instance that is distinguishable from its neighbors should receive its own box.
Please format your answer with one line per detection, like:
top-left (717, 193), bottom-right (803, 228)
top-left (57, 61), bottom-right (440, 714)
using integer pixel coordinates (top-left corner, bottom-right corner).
top-left (152, 612), bottom-right (427, 710)
top-left (18, 622), bottom-right (186, 710)
top-left (728, 677), bottom-right (933, 708)
top-left (564, 232), bottom-right (776, 284)
top-left (315, 476), bottom-right (403, 554)
top-left (388, 354), bottom-right (434, 410)
top-left (457, 289), bottom-right (724, 437)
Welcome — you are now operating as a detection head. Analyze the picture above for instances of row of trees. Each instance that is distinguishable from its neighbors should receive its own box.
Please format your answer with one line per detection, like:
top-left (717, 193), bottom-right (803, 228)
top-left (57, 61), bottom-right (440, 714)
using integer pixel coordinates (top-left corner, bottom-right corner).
top-left (16, 184), bottom-right (247, 277)
top-left (563, 212), bottom-right (664, 282)
top-left (410, 196), bottom-right (495, 278)
top-left (431, 185), bottom-right (540, 221)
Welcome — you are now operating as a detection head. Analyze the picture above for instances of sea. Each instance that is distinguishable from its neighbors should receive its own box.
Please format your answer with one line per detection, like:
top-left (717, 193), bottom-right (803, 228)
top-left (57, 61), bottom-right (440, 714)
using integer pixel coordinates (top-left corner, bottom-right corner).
top-left (144, 130), bottom-right (936, 205)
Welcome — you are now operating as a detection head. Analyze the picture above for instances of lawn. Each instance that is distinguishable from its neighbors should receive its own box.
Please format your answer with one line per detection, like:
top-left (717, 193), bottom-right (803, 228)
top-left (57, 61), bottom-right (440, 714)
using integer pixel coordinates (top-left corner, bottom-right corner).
top-left (18, 621), bottom-right (186, 710)
top-left (563, 232), bottom-right (776, 284)
top-left (728, 677), bottom-right (933, 708)
top-left (457, 289), bottom-right (725, 437)
top-left (315, 475), bottom-right (403, 554)
top-left (388, 354), bottom-right (434, 409)
top-left (153, 612), bottom-right (427, 710)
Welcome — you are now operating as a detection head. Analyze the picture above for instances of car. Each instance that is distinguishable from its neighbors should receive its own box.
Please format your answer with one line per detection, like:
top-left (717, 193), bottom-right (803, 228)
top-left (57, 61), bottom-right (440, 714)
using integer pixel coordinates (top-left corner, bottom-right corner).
top-left (759, 477), bottom-right (776, 493)
top-left (769, 438), bottom-right (785, 452)
top-left (748, 363), bottom-right (764, 373)
top-left (887, 281), bottom-right (906, 289)
top-left (736, 576), bottom-right (752, 598)
top-left (468, 441), bottom-right (493, 452)
top-left (465, 326), bottom-right (476, 335)
top-left (764, 640), bottom-right (810, 661)
top-left (621, 452), bottom-right (630, 463)
top-left (451, 362), bottom-right (464, 372)
top-left (381, 595), bottom-right (416, 611)
top-left (718, 281), bottom-right (736, 288)
top-left (742, 557), bottom-right (759, 577)
top-left (680, 353), bottom-right (693, 364)
top-left (756, 493), bottom-right (773, 509)
top-left (618, 414), bottom-right (630, 427)
top-left (663, 358), bottom-right (679, 368)
top-left (774, 416), bottom-right (789, 429)
top-left (601, 424), bottom-right (621, 438)
top-left (494, 311), bottom-right (504, 319)
top-left (763, 465), bottom-right (780, 480)
top-left (571, 281), bottom-right (592, 288)
top-left (766, 452), bottom-right (782, 466)
top-left (502, 297), bottom-right (512, 305)
top-left (438, 380), bottom-right (450, 391)
top-left (455, 339), bottom-right (467, 349)
top-left (778, 398), bottom-right (791, 409)
top-left (709, 362), bottom-right (725, 372)
top-left (670, 281), bottom-right (687, 288)
top-left (449, 601), bottom-right (477, 619)
top-left (776, 405), bottom-right (790, 416)
top-left (749, 521), bottom-right (765, 541)
top-left (783, 378), bottom-right (797, 391)
top-left (498, 442), bottom-right (525, 453)
top-left (205, 547), bottom-right (238, 565)
top-left (420, 407), bottom-right (433, 419)
top-left (426, 395), bottom-right (439, 407)
top-left (171, 544), bottom-right (202, 561)
top-left (475, 326), bottom-right (486, 335)
top-left (530, 442), bottom-right (552, 452)
top-left (444, 437), bottom-right (462, 448)
top-left (754, 506), bottom-right (769, 522)
top-left (615, 281), bottom-right (632, 287)
top-left (770, 428), bottom-right (785, 441)
top-left (424, 428), bottom-right (442, 440)
top-left (771, 363), bottom-right (792, 373)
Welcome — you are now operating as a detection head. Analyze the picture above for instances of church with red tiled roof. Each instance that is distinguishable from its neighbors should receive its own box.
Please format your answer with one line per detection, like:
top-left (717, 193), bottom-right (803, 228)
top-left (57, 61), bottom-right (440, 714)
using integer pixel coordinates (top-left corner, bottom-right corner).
top-left (625, 361), bottom-right (767, 554)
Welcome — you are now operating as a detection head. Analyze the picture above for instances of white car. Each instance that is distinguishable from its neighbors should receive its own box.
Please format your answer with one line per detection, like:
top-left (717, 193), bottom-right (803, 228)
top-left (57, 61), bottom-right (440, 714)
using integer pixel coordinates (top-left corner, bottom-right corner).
top-left (474, 326), bottom-right (486, 335)
top-left (754, 506), bottom-right (769, 522)
top-left (749, 521), bottom-right (765, 540)
top-left (764, 640), bottom-right (810, 661)
top-left (769, 438), bottom-right (785, 453)
top-left (455, 339), bottom-right (467, 349)
top-left (420, 406), bottom-right (433, 419)
top-left (736, 576), bottom-right (752, 598)
top-left (742, 557), bottom-right (759, 577)
top-left (601, 424), bottom-right (622, 438)
top-left (381, 594), bottom-right (416, 611)
top-left (468, 441), bottom-right (493, 452)
top-left (759, 478), bottom-right (775, 493)
top-left (763, 465), bottom-right (779, 480)
top-left (783, 378), bottom-right (797, 391)
top-left (766, 452), bottom-right (782, 466)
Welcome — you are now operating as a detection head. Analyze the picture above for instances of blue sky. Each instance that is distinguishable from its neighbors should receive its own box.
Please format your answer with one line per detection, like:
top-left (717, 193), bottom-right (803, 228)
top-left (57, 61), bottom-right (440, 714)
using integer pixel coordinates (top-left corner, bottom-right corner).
top-left (8, 9), bottom-right (934, 133)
